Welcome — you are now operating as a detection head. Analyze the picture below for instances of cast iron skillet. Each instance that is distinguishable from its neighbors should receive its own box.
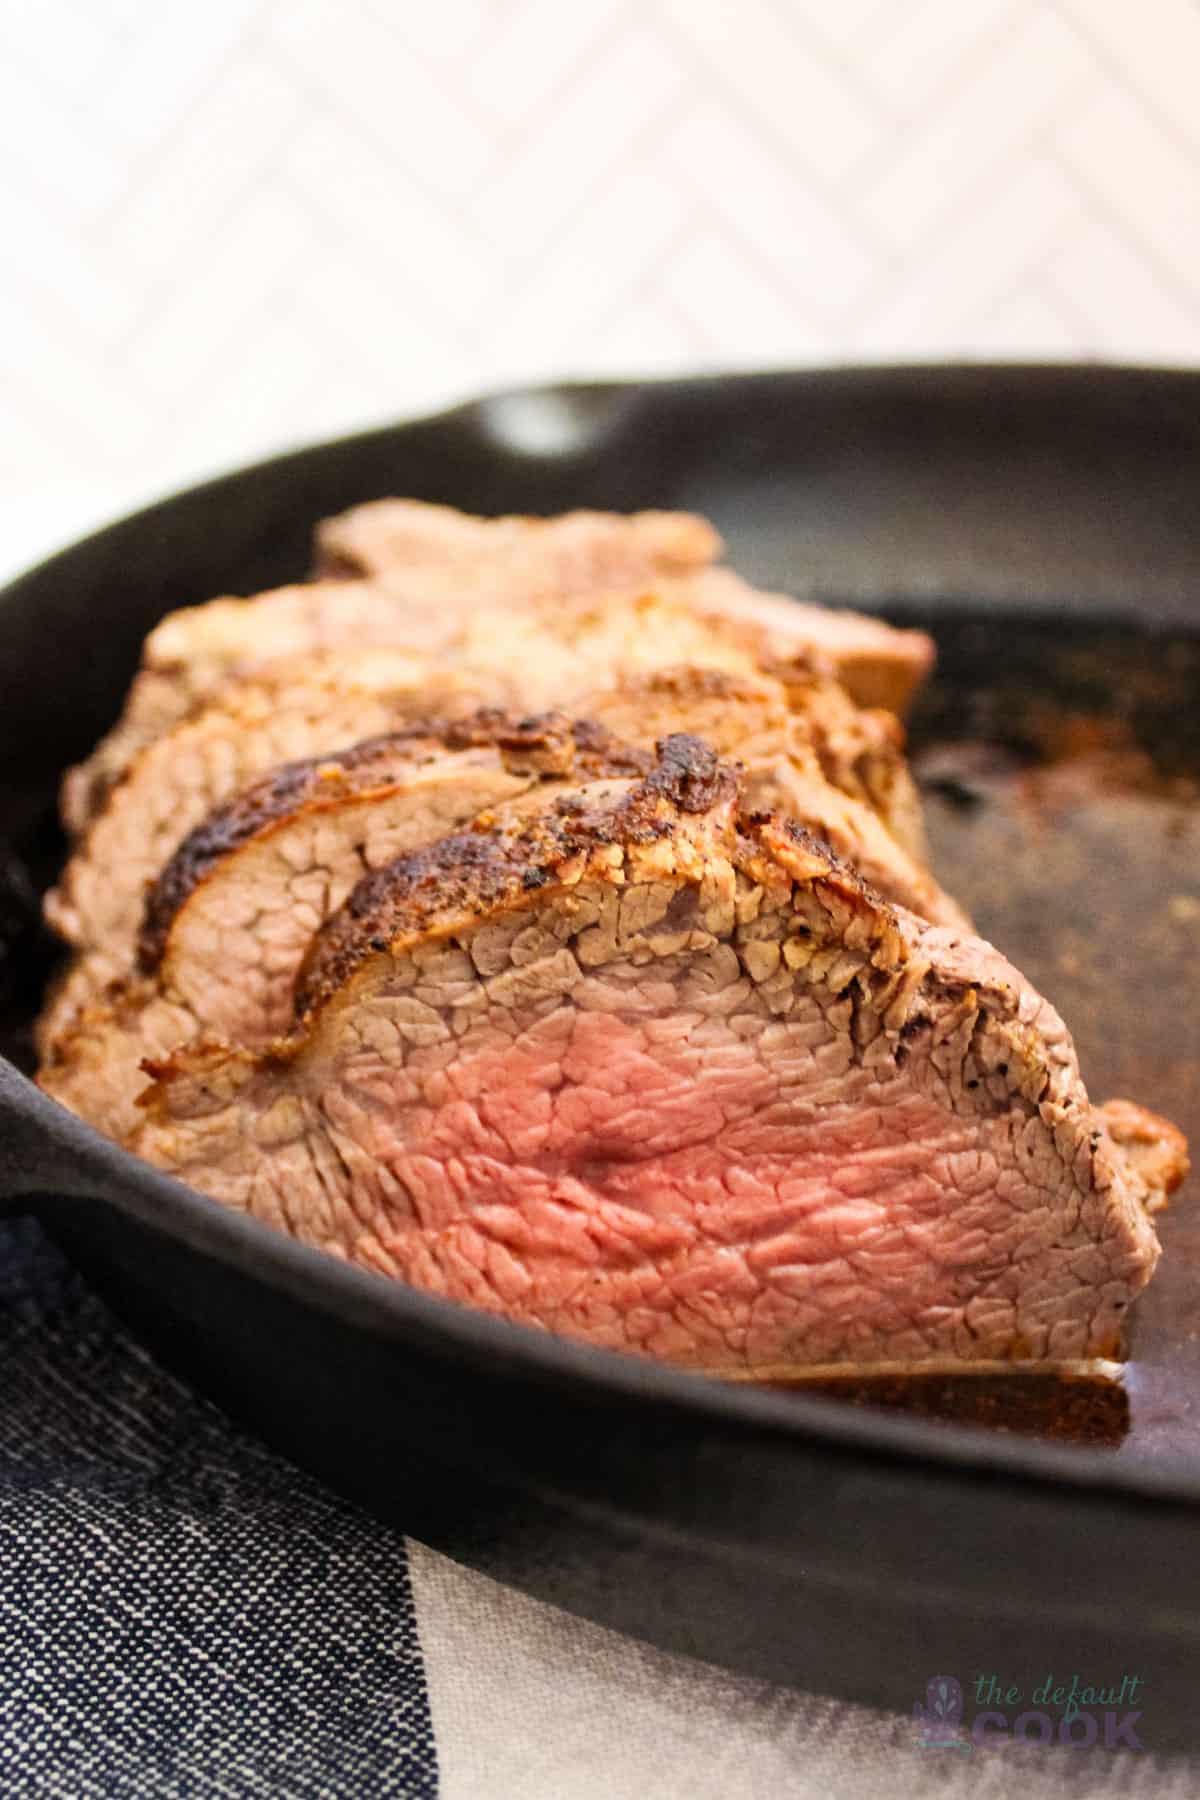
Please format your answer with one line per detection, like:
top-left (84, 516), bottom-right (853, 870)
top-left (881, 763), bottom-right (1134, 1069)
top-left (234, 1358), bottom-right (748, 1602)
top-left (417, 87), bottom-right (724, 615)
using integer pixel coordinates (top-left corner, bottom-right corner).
top-left (2, 367), bottom-right (1200, 1749)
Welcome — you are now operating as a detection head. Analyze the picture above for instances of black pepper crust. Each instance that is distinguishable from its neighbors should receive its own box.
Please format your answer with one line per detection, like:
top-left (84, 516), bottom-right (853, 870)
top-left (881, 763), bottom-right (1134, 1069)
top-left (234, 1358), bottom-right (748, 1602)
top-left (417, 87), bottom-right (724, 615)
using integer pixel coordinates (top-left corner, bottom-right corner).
top-left (641, 731), bottom-right (730, 813)
top-left (138, 711), bottom-right (651, 972)
top-left (293, 733), bottom-right (743, 1020)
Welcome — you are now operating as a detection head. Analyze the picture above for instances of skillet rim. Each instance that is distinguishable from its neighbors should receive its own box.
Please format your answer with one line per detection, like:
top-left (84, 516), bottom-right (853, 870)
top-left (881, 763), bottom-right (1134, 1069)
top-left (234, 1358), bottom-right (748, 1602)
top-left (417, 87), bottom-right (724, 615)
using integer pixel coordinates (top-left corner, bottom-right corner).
top-left (4, 362), bottom-right (1200, 1516)
top-left (7, 358), bottom-right (1200, 614)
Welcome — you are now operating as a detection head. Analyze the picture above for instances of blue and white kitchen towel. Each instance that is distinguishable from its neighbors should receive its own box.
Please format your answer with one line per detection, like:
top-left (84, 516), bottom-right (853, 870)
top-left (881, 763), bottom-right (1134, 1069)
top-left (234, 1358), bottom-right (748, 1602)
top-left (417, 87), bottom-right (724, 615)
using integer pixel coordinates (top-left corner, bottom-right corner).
top-left (1, 1215), bottom-right (1193, 1800)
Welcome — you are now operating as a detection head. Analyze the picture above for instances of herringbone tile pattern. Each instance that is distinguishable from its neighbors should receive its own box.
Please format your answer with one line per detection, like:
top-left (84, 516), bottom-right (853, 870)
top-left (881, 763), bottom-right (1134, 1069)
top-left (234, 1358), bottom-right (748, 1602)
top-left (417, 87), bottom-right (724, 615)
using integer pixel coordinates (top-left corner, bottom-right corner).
top-left (2, 0), bottom-right (1198, 570)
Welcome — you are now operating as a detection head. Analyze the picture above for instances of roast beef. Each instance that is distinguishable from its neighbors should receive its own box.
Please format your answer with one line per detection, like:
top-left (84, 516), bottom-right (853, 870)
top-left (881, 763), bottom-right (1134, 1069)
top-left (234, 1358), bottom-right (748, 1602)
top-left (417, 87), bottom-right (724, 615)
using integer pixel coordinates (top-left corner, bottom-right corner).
top-left (317, 499), bottom-right (933, 713)
top-left (62, 506), bottom-right (719, 831)
top-left (39, 715), bottom-right (647, 1141)
top-left (664, 569), bottom-right (933, 716)
top-left (577, 668), bottom-right (957, 924)
top-left (588, 662), bottom-right (929, 865)
top-left (63, 510), bottom-right (933, 832)
top-left (61, 589), bottom-right (467, 834)
top-left (40, 676), bottom-right (961, 1141)
top-left (46, 643), bottom-right (942, 1046)
top-left (125, 737), bottom-right (1184, 1376)
top-left (314, 498), bottom-right (722, 584)
top-left (42, 651), bottom-right (510, 1043)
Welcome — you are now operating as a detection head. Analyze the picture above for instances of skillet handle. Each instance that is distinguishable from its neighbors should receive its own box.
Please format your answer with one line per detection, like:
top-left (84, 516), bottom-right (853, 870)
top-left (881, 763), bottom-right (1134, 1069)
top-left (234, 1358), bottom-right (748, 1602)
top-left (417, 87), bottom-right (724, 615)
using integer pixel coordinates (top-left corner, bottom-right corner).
top-left (0, 1055), bottom-right (129, 1218)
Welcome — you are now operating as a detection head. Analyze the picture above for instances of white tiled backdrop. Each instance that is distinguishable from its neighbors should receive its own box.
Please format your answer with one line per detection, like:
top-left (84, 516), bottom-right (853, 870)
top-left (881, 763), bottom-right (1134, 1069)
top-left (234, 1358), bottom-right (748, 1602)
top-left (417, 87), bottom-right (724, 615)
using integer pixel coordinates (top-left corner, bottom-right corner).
top-left (2, 0), bottom-right (1199, 576)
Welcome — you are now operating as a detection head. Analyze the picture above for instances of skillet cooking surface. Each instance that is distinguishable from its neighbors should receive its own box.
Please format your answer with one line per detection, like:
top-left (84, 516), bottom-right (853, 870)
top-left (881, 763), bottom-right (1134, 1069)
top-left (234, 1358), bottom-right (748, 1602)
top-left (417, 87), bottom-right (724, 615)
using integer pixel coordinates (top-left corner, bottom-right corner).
top-left (2, 367), bottom-right (1200, 1744)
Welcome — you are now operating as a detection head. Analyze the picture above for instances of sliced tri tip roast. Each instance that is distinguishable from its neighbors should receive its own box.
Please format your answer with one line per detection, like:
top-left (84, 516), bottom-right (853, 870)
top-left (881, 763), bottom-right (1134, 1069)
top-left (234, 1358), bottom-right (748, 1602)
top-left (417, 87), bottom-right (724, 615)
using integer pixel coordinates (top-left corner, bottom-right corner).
top-left (131, 735), bottom-right (1183, 1376)
top-left (37, 501), bottom-right (1186, 1381)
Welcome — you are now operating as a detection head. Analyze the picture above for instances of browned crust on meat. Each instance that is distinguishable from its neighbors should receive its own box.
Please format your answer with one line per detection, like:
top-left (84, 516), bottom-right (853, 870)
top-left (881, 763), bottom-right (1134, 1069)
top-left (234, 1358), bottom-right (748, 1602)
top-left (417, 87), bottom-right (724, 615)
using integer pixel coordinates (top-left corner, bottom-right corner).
top-left (137, 710), bottom-right (652, 973)
top-left (1099, 1098), bottom-right (1190, 1202)
top-left (62, 652), bottom-right (457, 856)
top-left (134, 738), bottom-right (438, 974)
top-left (294, 733), bottom-right (741, 1019)
top-left (593, 659), bottom-right (908, 792)
top-left (599, 664), bottom-right (779, 704)
top-left (437, 710), bottom-right (650, 777)
top-left (638, 730), bottom-right (736, 815)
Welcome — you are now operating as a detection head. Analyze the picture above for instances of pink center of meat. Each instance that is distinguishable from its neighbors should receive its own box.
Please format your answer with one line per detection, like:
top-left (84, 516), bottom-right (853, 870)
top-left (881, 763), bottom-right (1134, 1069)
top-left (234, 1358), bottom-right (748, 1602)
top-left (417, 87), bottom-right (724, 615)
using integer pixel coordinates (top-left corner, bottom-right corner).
top-left (330, 1002), bottom-right (1013, 1368)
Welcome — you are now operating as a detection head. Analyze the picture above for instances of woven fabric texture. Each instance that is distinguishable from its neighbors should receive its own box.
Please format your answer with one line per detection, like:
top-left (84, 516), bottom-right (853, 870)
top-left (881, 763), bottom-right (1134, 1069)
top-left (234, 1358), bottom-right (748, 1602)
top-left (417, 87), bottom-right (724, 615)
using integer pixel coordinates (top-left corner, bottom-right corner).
top-left (0, 1218), bottom-right (437, 1799)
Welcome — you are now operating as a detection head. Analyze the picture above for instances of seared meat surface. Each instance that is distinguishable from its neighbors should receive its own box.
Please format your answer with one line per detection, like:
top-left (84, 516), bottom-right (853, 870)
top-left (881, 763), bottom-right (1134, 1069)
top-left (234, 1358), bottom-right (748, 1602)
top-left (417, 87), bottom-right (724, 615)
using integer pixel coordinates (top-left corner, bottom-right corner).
top-left (315, 498), bottom-right (722, 583)
top-left (41, 715), bottom-right (647, 1140)
top-left (45, 651), bottom-right (948, 1054)
top-left (318, 500), bottom-right (932, 713)
top-left (37, 501), bottom-right (1185, 1379)
top-left (63, 505), bottom-right (931, 831)
top-left (43, 652), bottom-right (509, 1043)
top-left (129, 738), bottom-right (1179, 1375)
